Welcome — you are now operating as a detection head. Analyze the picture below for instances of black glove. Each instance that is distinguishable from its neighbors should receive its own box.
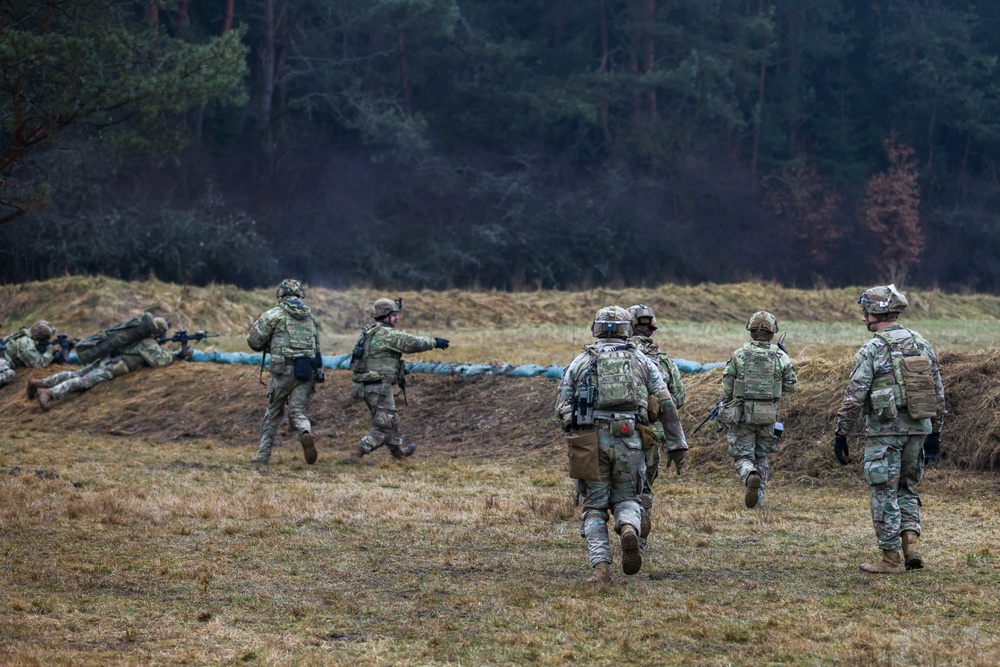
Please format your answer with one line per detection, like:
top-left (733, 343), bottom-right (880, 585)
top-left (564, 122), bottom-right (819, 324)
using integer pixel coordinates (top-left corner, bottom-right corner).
top-left (923, 432), bottom-right (941, 462)
top-left (434, 337), bottom-right (450, 350)
top-left (834, 434), bottom-right (850, 465)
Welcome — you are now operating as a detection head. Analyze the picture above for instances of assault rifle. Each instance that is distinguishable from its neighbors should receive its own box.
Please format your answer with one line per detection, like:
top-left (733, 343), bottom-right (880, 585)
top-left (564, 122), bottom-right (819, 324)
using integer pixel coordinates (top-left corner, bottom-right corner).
top-left (36, 333), bottom-right (80, 363)
top-left (692, 398), bottom-right (725, 435)
top-left (776, 331), bottom-right (789, 355)
top-left (157, 329), bottom-right (219, 346)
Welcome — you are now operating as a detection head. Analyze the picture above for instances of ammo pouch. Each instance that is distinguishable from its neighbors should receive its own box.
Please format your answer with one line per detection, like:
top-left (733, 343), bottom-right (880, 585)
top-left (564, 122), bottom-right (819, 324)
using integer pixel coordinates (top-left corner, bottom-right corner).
top-left (742, 399), bottom-right (777, 426)
top-left (869, 387), bottom-right (899, 422)
top-left (566, 429), bottom-right (600, 481)
top-left (293, 356), bottom-right (313, 381)
top-left (717, 398), bottom-right (742, 426)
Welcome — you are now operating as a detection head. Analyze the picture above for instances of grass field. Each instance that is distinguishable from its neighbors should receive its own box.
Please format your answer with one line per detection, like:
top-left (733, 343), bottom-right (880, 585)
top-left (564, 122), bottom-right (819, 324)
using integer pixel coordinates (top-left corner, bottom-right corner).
top-left (2, 278), bottom-right (1000, 665)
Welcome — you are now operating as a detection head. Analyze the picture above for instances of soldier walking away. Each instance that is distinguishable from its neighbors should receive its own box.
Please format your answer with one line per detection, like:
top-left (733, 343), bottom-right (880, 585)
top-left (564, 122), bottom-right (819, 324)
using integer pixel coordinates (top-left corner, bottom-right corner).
top-left (720, 311), bottom-right (797, 509)
top-left (627, 304), bottom-right (688, 546)
top-left (348, 298), bottom-right (449, 463)
top-left (247, 279), bottom-right (323, 465)
top-left (1, 321), bottom-right (59, 389)
top-left (834, 284), bottom-right (946, 574)
top-left (30, 317), bottom-right (187, 409)
top-left (555, 306), bottom-right (685, 584)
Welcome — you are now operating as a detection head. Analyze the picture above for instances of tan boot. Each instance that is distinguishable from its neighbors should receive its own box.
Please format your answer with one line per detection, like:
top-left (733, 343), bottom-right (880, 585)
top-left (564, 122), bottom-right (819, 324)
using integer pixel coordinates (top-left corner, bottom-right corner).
top-left (299, 431), bottom-right (317, 465)
top-left (901, 531), bottom-right (924, 570)
top-left (859, 549), bottom-right (906, 574)
top-left (345, 448), bottom-right (366, 465)
top-left (744, 472), bottom-right (761, 508)
top-left (37, 389), bottom-right (53, 412)
top-left (26, 379), bottom-right (42, 400)
top-left (620, 524), bottom-right (642, 575)
top-left (587, 561), bottom-right (611, 584)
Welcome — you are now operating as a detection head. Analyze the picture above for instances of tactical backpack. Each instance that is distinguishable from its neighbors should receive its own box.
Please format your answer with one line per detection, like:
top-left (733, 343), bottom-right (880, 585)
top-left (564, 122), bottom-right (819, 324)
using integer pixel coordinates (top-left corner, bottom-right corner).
top-left (875, 331), bottom-right (937, 420)
top-left (592, 343), bottom-right (642, 411)
top-left (75, 312), bottom-right (159, 364)
top-left (734, 344), bottom-right (782, 425)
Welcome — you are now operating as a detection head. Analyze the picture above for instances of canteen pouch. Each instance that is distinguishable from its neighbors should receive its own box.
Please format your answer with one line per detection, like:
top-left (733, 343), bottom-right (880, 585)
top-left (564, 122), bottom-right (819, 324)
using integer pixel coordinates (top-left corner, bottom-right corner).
top-left (743, 399), bottom-right (777, 426)
top-left (869, 387), bottom-right (899, 422)
top-left (717, 399), bottom-right (742, 426)
top-left (293, 356), bottom-right (313, 381)
top-left (566, 429), bottom-right (600, 481)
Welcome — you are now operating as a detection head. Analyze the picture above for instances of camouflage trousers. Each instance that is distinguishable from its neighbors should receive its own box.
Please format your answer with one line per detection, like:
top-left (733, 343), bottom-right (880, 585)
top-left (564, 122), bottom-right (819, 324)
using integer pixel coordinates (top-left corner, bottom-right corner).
top-left (580, 430), bottom-right (646, 567)
top-left (727, 422), bottom-right (779, 504)
top-left (355, 380), bottom-right (403, 454)
top-left (864, 434), bottom-right (924, 551)
top-left (256, 371), bottom-right (315, 457)
top-left (0, 357), bottom-right (14, 387)
top-left (42, 359), bottom-right (127, 400)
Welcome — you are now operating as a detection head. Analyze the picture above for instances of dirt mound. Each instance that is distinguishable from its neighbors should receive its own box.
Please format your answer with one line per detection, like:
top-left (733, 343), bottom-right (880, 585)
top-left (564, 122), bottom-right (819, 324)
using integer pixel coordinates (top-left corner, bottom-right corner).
top-left (3, 347), bottom-right (998, 472)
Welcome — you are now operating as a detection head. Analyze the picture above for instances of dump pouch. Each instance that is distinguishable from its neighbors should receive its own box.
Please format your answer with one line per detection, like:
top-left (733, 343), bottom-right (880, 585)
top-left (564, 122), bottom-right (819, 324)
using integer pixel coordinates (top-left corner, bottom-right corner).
top-left (566, 429), bottom-right (600, 481)
top-left (293, 356), bottom-right (313, 381)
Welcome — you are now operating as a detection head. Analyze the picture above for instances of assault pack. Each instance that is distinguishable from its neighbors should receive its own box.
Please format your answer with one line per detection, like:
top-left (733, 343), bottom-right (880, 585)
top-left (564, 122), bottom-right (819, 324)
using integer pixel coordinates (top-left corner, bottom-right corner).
top-left (733, 344), bottom-right (783, 425)
top-left (875, 331), bottom-right (937, 420)
top-left (75, 312), bottom-right (159, 364)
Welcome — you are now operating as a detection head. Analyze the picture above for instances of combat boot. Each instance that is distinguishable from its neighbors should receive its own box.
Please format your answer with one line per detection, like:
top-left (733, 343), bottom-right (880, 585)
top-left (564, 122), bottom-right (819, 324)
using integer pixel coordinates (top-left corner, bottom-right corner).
top-left (744, 472), bottom-right (761, 508)
top-left (37, 389), bottom-right (53, 412)
top-left (620, 524), bottom-right (642, 575)
top-left (859, 549), bottom-right (906, 574)
top-left (901, 531), bottom-right (924, 570)
top-left (639, 495), bottom-right (652, 538)
top-left (587, 561), bottom-right (611, 584)
top-left (345, 448), bottom-right (367, 465)
top-left (299, 431), bottom-right (317, 465)
top-left (250, 449), bottom-right (271, 464)
top-left (390, 443), bottom-right (418, 460)
top-left (26, 379), bottom-right (42, 400)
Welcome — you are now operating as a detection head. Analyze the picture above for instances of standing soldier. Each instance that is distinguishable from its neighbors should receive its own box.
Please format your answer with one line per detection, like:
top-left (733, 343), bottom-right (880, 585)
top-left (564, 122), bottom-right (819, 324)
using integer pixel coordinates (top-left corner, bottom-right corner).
top-left (720, 311), bottom-right (797, 508)
top-left (627, 304), bottom-right (687, 544)
top-left (0, 321), bottom-right (58, 389)
top-left (834, 284), bottom-right (945, 574)
top-left (247, 279), bottom-right (322, 466)
top-left (348, 298), bottom-right (449, 463)
top-left (555, 306), bottom-right (685, 584)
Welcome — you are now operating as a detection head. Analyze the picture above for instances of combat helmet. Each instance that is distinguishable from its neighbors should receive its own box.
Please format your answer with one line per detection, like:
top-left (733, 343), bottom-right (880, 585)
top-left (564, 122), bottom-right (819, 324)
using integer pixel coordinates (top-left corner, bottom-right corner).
top-left (746, 311), bottom-right (779, 335)
top-left (276, 278), bottom-right (305, 299)
top-left (371, 297), bottom-right (402, 320)
top-left (858, 284), bottom-right (908, 316)
top-left (592, 305), bottom-right (632, 339)
top-left (30, 321), bottom-right (55, 341)
top-left (628, 304), bottom-right (658, 332)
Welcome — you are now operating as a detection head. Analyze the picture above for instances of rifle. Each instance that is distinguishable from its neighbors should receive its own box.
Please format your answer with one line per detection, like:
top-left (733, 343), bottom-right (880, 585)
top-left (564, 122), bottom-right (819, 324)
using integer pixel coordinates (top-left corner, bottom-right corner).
top-left (776, 331), bottom-right (789, 355)
top-left (399, 365), bottom-right (409, 405)
top-left (692, 398), bottom-right (725, 435)
top-left (157, 329), bottom-right (219, 346)
top-left (36, 333), bottom-right (79, 363)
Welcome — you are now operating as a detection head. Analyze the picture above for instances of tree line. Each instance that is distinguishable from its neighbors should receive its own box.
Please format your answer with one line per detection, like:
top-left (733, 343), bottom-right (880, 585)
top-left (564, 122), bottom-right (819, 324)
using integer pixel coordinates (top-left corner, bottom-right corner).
top-left (2, 0), bottom-right (999, 291)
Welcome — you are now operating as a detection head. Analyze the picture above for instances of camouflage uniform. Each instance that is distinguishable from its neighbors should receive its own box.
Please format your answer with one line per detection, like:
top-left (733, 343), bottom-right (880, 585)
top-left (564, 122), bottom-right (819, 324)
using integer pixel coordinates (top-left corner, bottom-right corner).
top-left (247, 282), bottom-right (321, 464)
top-left (721, 335), bottom-right (797, 506)
top-left (835, 323), bottom-right (945, 552)
top-left (555, 306), bottom-right (685, 579)
top-left (0, 325), bottom-right (57, 388)
top-left (351, 321), bottom-right (437, 458)
top-left (36, 337), bottom-right (173, 402)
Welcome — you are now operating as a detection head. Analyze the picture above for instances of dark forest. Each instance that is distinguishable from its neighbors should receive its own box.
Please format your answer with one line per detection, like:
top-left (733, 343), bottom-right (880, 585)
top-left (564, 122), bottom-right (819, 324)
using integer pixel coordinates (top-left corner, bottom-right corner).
top-left (2, 0), bottom-right (1000, 291)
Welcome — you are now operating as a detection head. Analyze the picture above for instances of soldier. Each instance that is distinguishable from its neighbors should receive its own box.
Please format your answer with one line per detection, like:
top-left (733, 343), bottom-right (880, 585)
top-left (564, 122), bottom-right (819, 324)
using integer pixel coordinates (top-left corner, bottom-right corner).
top-left (555, 306), bottom-right (685, 584)
top-left (0, 321), bottom-right (58, 389)
top-left (247, 279), bottom-right (322, 465)
top-left (348, 298), bottom-right (449, 463)
top-left (627, 304), bottom-right (688, 544)
top-left (29, 317), bottom-right (186, 409)
top-left (720, 311), bottom-right (797, 508)
top-left (834, 284), bottom-right (945, 574)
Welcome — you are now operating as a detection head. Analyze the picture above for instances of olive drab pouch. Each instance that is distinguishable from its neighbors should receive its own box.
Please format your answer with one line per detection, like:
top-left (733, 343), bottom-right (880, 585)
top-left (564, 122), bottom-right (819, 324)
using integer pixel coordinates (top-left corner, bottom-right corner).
top-left (566, 429), bottom-right (600, 481)
top-left (647, 393), bottom-right (661, 422)
top-left (716, 398), bottom-right (742, 426)
top-left (869, 387), bottom-right (899, 422)
top-left (637, 422), bottom-right (658, 450)
top-left (592, 344), bottom-right (641, 411)
top-left (293, 356), bottom-right (313, 381)
top-left (742, 399), bottom-right (777, 426)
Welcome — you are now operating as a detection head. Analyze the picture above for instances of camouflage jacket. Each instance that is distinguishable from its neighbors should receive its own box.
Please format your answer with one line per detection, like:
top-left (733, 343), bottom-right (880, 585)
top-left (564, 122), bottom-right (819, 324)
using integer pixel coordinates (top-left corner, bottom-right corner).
top-left (352, 322), bottom-right (435, 384)
top-left (629, 335), bottom-right (685, 408)
top-left (118, 337), bottom-right (176, 372)
top-left (835, 324), bottom-right (945, 437)
top-left (247, 297), bottom-right (320, 373)
top-left (0, 329), bottom-right (55, 369)
top-left (554, 337), bottom-right (684, 444)
top-left (721, 341), bottom-right (797, 402)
